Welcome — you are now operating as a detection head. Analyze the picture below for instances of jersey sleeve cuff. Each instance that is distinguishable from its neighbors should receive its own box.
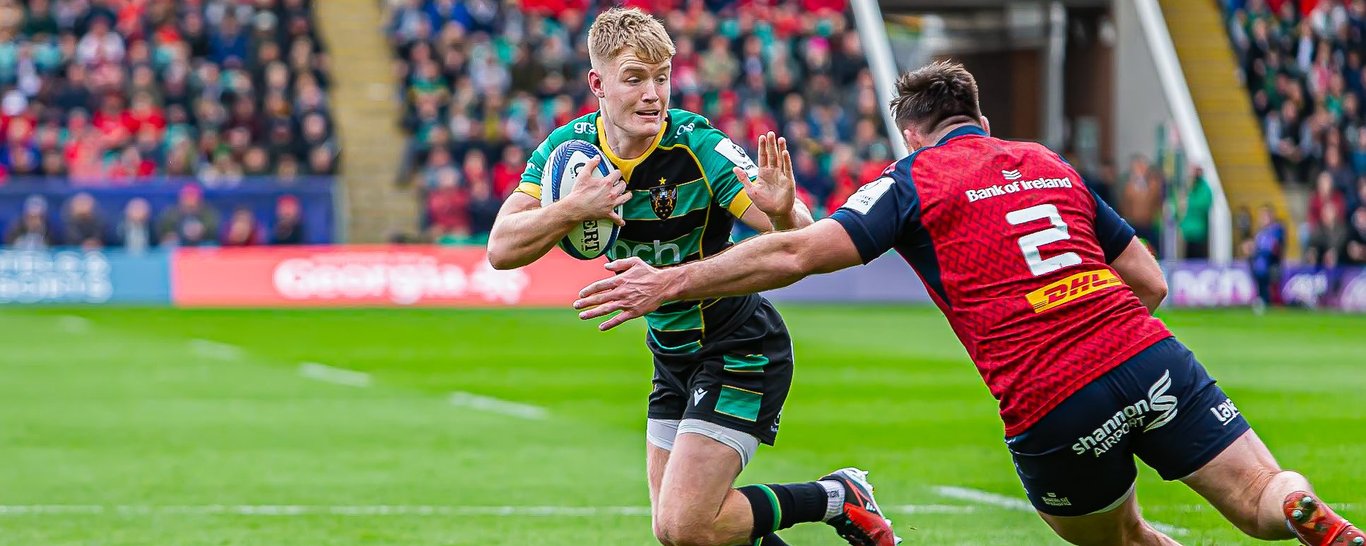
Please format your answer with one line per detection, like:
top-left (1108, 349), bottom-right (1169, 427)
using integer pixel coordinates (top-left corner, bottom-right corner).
top-left (1100, 222), bottom-right (1136, 262)
top-left (515, 182), bottom-right (543, 200)
top-left (829, 210), bottom-right (881, 264)
top-left (725, 189), bottom-right (753, 218)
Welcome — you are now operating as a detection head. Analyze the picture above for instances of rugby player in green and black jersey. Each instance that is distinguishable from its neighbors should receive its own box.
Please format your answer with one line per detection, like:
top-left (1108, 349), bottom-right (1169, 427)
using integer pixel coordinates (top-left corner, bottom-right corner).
top-left (486, 8), bottom-right (899, 546)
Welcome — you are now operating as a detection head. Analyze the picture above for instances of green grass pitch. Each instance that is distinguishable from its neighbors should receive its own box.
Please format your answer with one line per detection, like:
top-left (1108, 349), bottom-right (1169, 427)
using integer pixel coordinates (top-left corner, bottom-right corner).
top-left (1, 305), bottom-right (1362, 545)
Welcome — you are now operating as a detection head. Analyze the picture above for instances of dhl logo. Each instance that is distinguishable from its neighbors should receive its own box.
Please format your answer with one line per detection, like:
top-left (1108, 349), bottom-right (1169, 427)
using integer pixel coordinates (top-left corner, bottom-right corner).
top-left (1026, 268), bottom-right (1123, 313)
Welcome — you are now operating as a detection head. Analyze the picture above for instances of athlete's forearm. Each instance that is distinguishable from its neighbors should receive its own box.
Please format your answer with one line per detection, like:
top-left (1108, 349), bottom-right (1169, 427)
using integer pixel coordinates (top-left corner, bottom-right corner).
top-left (663, 230), bottom-right (813, 301)
top-left (770, 200), bottom-right (813, 231)
top-left (487, 203), bottom-right (581, 270)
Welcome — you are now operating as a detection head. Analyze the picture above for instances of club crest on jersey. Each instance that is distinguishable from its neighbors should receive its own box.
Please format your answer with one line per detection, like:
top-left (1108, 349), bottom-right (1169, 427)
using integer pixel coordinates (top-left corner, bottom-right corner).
top-left (650, 177), bottom-right (678, 219)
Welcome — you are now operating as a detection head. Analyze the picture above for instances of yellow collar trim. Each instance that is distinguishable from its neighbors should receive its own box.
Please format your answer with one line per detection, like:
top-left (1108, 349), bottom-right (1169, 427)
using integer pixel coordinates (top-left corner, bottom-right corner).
top-left (596, 114), bottom-right (667, 182)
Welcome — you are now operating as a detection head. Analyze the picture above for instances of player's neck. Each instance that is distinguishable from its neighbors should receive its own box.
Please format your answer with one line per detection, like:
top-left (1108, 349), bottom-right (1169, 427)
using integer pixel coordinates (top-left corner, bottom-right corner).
top-left (602, 120), bottom-right (658, 160)
top-left (923, 121), bottom-right (982, 148)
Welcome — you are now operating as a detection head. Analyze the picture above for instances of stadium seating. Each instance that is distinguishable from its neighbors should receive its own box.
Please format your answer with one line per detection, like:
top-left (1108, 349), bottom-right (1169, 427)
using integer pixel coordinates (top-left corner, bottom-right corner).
top-left (0, 0), bottom-right (336, 247)
top-left (383, 0), bottom-right (893, 244)
top-left (1220, 0), bottom-right (1366, 265)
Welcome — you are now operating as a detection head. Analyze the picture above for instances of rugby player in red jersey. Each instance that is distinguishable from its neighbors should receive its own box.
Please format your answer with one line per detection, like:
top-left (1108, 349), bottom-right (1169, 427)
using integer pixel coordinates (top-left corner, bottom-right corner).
top-left (575, 61), bottom-right (1362, 546)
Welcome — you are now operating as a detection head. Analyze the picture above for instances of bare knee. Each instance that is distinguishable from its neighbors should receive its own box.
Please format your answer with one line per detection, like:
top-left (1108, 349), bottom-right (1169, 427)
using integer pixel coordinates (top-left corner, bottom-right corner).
top-left (1220, 467), bottom-right (1281, 538)
top-left (653, 513), bottom-right (727, 546)
top-left (1244, 470), bottom-right (1308, 540)
top-left (1181, 429), bottom-right (1303, 541)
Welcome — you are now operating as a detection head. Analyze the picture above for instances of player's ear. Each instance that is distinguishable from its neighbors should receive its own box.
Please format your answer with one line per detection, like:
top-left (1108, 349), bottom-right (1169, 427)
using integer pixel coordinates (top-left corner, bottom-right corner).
top-left (588, 69), bottom-right (605, 99)
top-left (901, 128), bottom-right (917, 151)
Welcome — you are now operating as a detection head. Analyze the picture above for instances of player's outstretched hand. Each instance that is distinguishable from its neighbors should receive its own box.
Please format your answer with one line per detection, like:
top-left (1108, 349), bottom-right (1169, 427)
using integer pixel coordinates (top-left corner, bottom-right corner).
top-left (574, 257), bottom-right (674, 331)
top-left (561, 157), bottom-right (631, 226)
top-left (736, 131), bottom-right (795, 218)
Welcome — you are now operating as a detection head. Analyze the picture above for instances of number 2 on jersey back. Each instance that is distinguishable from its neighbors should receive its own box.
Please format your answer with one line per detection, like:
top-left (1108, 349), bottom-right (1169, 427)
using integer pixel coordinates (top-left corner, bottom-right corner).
top-left (1006, 204), bottom-right (1082, 277)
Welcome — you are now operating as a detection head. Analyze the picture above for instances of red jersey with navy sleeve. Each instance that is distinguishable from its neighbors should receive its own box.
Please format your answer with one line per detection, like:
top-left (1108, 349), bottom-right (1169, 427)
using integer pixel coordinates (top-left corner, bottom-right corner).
top-left (829, 125), bottom-right (1172, 435)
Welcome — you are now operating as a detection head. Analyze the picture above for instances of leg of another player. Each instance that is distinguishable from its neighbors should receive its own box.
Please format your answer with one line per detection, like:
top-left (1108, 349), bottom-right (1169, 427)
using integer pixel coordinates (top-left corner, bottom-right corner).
top-left (1181, 430), bottom-right (1363, 545)
top-left (1038, 490), bottom-right (1181, 546)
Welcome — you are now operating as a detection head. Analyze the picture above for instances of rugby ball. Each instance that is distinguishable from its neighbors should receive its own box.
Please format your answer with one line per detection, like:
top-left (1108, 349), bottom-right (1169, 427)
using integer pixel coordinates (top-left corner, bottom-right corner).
top-left (541, 140), bottom-right (622, 260)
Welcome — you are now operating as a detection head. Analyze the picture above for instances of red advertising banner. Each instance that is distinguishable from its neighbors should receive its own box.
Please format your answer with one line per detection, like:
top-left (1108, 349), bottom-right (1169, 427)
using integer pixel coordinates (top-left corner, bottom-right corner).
top-left (171, 246), bottom-right (609, 307)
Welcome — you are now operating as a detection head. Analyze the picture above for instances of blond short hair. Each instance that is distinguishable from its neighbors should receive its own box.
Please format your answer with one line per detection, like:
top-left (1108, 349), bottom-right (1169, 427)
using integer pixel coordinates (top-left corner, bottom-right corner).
top-left (587, 8), bottom-right (675, 68)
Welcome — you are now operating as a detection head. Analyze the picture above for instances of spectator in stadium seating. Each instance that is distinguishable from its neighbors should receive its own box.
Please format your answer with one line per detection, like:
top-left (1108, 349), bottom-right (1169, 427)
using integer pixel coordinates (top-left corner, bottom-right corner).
top-left (1307, 171), bottom-right (1347, 232)
top-left (306, 144), bottom-right (337, 175)
top-left (1266, 100), bottom-right (1312, 184)
top-left (1346, 206), bottom-right (1366, 266)
top-left (115, 197), bottom-right (154, 254)
top-left (1323, 143), bottom-right (1355, 195)
top-left (1122, 155), bottom-right (1163, 250)
top-left (1179, 166), bottom-right (1213, 259)
top-left (208, 12), bottom-right (250, 67)
top-left (242, 146), bottom-right (273, 177)
top-left (76, 16), bottom-right (124, 67)
top-left (62, 191), bottom-right (103, 250)
top-left (823, 144), bottom-right (860, 214)
top-left (1306, 200), bottom-right (1349, 268)
top-left (425, 166), bottom-right (468, 243)
top-left (157, 184), bottom-right (220, 247)
top-left (200, 150), bottom-right (245, 187)
top-left (467, 170), bottom-right (500, 241)
top-left (222, 207), bottom-right (262, 247)
top-left (6, 195), bottom-right (54, 249)
top-left (491, 144), bottom-right (524, 197)
top-left (461, 148), bottom-right (490, 194)
top-left (24, 0), bottom-right (58, 37)
top-left (792, 151), bottom-right (830, 211)
top-left (270, 194), bottom-right (305, 245)
top-left (276, 153), bottom-right (301, 183)
top-left (107, 146), bottom-right (156, 180)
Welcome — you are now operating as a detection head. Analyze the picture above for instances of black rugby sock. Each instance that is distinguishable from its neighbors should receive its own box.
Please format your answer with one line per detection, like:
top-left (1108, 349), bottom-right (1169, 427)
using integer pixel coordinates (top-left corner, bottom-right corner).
top-left (738, 482), bottom-right (830, 538)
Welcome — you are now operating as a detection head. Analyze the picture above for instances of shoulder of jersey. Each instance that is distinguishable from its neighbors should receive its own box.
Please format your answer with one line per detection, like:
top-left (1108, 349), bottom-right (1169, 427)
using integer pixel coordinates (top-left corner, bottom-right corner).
top-left (882, 146), bottom-right (930, 182)
top-left (547, 111), bottom-right (601, 143)
top-left (664, 108), bottom-right (717, 144)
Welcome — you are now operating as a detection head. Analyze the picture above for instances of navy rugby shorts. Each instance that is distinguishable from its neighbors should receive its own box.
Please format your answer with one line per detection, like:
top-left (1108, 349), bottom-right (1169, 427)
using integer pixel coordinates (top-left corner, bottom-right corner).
top-left (1004, 337), bottom-right (1251, 516)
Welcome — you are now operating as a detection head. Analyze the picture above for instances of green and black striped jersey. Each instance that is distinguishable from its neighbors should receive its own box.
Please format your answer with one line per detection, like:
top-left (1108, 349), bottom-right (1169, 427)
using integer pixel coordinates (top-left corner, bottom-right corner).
top-left (518, 109), bottom-right (762, 354)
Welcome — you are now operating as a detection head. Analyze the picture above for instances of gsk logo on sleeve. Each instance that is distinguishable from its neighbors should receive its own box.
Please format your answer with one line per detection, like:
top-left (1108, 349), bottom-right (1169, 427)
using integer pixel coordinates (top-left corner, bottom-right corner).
top-left (841, 177), bottom-right (894, 214)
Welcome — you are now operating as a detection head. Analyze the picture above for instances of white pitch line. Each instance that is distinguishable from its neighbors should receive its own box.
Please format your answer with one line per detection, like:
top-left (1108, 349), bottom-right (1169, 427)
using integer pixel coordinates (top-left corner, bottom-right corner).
top-left (187, 339), bottom-right (244, 361)
top-left (0, 504), bottom-right (980, 517)
top-left (932, 486), bottom-right (1034, 511)
top-left (298, 363), bottom-right (371, 388)
top-left (448, 391), bottom-right (548, 420)
top-left (56, 315), bottom-right (91, 333)
top-left (0, 505), bottom-right (646, 517)
top-left (887, 504), bottom-right (977, 514)
top-left (933, 486), bottom-right (1190, 536)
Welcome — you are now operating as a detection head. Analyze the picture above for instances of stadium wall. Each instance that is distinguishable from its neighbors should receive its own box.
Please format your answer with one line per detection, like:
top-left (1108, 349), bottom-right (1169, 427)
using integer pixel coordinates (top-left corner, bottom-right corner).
top-left (1112, 0), bottom-right (1171, 164)
top-left (3, 247), bottom-right (1363, 312)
